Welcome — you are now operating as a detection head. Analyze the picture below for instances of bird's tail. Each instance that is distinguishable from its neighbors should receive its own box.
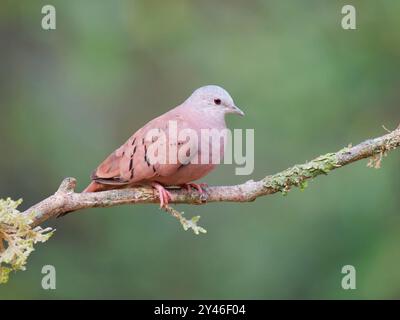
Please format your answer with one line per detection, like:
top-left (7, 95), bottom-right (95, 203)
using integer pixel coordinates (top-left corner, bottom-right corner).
top-left (82, 181), bottom-right (106, 193)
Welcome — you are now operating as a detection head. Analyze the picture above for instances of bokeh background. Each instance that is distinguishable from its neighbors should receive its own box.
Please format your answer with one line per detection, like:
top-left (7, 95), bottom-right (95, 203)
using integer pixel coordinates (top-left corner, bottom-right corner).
top-left (1, 0), bottom-right (400, 299)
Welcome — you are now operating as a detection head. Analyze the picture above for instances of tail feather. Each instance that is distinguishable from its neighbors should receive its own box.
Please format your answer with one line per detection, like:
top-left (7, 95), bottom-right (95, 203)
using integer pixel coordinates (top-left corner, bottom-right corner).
top-left (83, 181), bottom-right (106, 193)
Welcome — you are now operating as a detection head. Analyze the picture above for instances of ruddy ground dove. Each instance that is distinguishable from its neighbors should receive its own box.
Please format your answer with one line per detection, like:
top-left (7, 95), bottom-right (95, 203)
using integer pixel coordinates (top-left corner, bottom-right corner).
top-left (83, 85), bottom-right (244, 207)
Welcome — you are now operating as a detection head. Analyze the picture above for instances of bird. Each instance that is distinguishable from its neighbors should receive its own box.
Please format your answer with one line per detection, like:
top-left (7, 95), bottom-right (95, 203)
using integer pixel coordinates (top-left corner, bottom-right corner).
top-left (83, 85), bottom-right (244, 207)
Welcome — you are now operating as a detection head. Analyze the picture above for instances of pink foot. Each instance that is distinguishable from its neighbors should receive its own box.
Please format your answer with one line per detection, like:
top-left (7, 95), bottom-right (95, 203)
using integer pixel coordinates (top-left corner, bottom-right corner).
top-left (151, 182), bottom-right (172, 208)
top-left (181, 182), bottom-right (208, 194)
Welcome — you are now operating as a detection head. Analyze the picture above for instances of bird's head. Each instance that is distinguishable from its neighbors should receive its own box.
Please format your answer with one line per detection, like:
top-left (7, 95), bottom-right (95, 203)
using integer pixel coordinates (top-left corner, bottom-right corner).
top-left (185, 85), bottom-right (245, 117)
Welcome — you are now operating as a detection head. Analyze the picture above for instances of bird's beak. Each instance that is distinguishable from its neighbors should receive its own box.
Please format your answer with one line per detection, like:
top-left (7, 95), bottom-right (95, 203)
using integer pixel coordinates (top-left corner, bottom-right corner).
top-left (231, 104), bottom-right (245, 116)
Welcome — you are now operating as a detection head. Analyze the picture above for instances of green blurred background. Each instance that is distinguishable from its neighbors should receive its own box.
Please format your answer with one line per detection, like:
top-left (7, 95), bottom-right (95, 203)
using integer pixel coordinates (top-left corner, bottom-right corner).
top-left (1, 0), bottom-right (399, 299)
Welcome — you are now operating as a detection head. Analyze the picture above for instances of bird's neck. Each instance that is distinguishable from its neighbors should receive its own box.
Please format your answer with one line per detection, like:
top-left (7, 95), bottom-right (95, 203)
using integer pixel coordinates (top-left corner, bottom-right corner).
top-left (184, 105), bottom-right (227, 129)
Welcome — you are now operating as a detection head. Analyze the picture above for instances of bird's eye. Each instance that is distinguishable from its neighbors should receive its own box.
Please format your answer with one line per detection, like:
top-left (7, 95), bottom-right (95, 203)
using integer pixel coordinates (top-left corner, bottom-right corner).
top-left (214, 98), bottom-right (221, 105)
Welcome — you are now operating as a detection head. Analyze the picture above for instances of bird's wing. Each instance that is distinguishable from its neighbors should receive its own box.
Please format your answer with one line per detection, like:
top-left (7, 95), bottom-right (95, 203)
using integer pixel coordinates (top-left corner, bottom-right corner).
top-left (91, 111), bottom-right (199, 185)
top-left (90, 145), bottom-right (130, 185)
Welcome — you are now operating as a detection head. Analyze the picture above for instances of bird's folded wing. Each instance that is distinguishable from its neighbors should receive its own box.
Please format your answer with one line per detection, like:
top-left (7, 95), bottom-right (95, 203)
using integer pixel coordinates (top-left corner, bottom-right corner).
top-left (91, 113), bottom-right (199, 185)
top-left (90, 148), bottom-right (129, 185)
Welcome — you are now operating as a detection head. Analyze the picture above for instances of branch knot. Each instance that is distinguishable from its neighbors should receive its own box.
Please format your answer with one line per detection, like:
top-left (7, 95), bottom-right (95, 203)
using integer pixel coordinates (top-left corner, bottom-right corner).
top-left (56, 177), bottom-right (77, 195)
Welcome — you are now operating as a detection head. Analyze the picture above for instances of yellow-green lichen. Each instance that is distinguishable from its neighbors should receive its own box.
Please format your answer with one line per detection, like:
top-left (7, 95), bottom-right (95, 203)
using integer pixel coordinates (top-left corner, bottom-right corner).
top-left (264, 152), bottom-right (339, 195)
top-left (0, 198), bottom-right (54, 284)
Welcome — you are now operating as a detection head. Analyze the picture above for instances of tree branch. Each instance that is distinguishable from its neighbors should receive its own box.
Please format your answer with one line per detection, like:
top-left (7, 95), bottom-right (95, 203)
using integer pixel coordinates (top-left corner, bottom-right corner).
top-left (23, 126), bottom-right (400, 227)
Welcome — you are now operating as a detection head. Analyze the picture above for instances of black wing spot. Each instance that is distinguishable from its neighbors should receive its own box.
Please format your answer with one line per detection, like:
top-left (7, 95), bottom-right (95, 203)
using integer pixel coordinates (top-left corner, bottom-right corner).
top-left (144, 145), bottom-right (150, 167)
top-left (144, 145), bottom-right (151, 167)
top-left (131, 138), bottom-right (136, 146)
top-left (129, 158), bottom-right (133, 171)
top-left (145, 157), bottom-right (151, 167)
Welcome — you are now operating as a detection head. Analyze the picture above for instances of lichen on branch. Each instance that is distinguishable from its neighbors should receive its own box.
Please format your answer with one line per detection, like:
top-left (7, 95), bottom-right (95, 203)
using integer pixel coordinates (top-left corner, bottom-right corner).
top-left (262, 152), bottom-right (339, 195)
top-left (0, 198), bottom-right (54, 284)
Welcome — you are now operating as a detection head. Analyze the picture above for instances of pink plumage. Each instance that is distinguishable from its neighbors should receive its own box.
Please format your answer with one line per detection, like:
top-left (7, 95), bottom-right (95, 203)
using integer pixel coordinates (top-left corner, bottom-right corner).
top-left (83, 85), bottom-right (244, 207)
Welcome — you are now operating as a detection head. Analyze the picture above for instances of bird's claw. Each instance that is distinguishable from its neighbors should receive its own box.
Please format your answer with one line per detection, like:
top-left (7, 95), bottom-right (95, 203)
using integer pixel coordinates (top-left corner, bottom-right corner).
top-left (181, 182), bottom-right (208, 194)
top-left (151, 183), bottom-right (172, 208)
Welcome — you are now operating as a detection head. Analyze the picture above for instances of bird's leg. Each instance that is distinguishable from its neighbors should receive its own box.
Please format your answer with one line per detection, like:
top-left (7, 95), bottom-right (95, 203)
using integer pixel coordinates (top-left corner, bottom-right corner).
top-left (149, 182), bottom-right (207, 235)
top-left (180, 182), bottom-right (208, 194)
top-left (150, 182), bottom-right (172, 208)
